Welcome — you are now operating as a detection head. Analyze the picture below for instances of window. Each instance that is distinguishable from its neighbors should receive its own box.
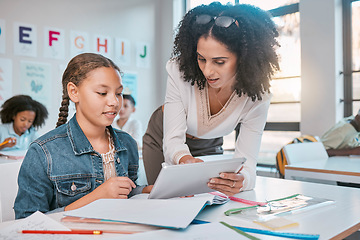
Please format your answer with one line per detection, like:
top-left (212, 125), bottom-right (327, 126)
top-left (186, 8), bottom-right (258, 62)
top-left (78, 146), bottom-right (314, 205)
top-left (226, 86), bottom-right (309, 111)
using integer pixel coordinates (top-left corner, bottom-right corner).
top-left (351, 1), bottom-right (360, 114)
top-left (188, 0), bottom-right (292, 10)
top-left (260, 3), bottom-right (301, 165)
top-left (343, 0), bottom-right (360, 116)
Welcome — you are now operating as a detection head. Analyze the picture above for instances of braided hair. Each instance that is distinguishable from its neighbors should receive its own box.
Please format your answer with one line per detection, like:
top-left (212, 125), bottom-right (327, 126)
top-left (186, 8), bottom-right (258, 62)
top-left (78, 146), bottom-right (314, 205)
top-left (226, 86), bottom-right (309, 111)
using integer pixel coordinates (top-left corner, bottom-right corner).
top-left (172, 2), bottom-right (280, 101)
top-left (56, 53), bottom-right (121, 128)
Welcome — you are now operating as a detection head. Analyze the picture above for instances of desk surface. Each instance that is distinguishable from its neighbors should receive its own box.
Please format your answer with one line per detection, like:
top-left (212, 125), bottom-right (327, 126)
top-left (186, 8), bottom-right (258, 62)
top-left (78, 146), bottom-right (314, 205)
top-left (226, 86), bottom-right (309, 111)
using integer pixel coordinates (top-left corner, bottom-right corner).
top-left (1, 176), bottom-right (360, 240)
top-left (0, 157), bottom-right (22, 164)
top-left (286, 156), bottom-right (360, 174)
top-left (197, 176), bottom-right (360, 240)
top-left (285, 156), bottom-right (360, 184)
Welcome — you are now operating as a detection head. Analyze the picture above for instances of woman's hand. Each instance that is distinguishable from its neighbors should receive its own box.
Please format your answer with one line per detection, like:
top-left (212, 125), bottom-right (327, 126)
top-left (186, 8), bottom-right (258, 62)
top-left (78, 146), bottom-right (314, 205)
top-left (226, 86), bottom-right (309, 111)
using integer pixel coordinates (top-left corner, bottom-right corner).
top-left (207, 172), bottom-right (245, 196)
top-left (179, 155), bottom-right (203, 164)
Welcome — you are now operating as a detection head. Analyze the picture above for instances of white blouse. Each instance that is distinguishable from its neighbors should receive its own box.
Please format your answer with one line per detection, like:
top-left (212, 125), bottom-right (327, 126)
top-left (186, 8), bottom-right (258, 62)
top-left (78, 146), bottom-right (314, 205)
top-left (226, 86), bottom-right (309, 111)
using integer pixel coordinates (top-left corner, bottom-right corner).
top-left (163, 60), bottom-right (271, 191)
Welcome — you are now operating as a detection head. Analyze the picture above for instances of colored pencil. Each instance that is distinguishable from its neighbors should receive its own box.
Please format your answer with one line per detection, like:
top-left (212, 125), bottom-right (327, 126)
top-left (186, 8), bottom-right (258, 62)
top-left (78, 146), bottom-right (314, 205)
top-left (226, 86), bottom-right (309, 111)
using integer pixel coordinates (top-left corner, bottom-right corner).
top-left (0, 140), bottom-right (10, 147)
top-left (21, 230), bottom-right (103, 235)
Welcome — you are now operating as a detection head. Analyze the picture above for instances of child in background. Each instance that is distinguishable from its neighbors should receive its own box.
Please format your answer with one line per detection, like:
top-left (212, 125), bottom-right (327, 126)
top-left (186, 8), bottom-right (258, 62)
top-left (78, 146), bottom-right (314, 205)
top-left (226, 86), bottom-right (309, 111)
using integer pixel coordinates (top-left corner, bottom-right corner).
top-left (14, 53), bottom-right (152, 219)
top-left (0, 95), bottom-right (48, 151)
top-left (112, 94), bottom-right (143, 148)
top-left (321, 108), bottom-right (360, 156)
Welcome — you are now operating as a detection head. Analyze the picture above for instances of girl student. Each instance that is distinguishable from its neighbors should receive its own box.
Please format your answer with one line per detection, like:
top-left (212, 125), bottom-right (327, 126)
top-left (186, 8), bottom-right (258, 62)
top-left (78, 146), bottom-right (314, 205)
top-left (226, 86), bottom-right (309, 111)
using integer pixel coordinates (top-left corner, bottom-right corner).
top-left (0, 95), bottom-right (48, 151)
top-left (143, 2), bottom-right (279, 195)
top-left (15, 53), bottom-right (152, 219)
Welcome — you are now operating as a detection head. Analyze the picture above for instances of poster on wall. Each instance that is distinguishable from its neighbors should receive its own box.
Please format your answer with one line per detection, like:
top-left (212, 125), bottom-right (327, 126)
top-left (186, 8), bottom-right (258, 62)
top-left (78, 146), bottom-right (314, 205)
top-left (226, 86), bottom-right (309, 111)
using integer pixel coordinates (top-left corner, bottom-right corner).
top-left (44, 27), bottom-right (65, 59)
top-left (136, 41), bottom-right (150, 69)
top-left (93, 35), bottom-right (113, 59)
top-left (0, 19), bottom-right (6, 54)
top-left (115, 38), bottom-right (131, 67)
top-left (0, 58), bottom-right (13, 106)
top-left (70, 30), bottom-right (89, 58)
top-left (122, 72), bottom-right (138, 103)
top-left (14, 22), bottom-right (37, 57)
top-left (20, 61), bottom-right (52, 108)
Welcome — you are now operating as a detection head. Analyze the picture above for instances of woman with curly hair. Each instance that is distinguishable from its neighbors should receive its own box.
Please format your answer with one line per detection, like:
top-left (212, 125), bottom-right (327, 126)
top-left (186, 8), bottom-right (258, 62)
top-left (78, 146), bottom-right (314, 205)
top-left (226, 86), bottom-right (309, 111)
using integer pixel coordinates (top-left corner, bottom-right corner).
top-left (0, 95), bottom-right (48, 151)
top-left (143, 2), bottom-right (279, 195)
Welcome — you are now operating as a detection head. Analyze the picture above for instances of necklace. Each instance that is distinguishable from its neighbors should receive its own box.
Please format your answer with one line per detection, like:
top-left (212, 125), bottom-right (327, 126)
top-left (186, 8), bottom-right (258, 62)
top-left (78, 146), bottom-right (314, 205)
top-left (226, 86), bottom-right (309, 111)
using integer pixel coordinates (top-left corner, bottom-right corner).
top-left (101, 128), bottom-right (116, 181)
top-left (215, 92), bottom-right (225, 108)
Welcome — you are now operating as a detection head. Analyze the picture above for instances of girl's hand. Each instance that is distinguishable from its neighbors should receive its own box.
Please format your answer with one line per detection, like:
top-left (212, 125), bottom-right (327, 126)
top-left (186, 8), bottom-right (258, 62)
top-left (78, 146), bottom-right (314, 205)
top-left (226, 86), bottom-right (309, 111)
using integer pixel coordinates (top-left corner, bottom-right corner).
top-left (65, 177), bottom-right (136, 211)
top-left (0, 137), bottom-right (17, 149)
top-left (179, 155), bottom-right (203, 164)
top-left (207, 172), bottom-right (245, 196)
top-left (93, 177), bottom-right (136, 199)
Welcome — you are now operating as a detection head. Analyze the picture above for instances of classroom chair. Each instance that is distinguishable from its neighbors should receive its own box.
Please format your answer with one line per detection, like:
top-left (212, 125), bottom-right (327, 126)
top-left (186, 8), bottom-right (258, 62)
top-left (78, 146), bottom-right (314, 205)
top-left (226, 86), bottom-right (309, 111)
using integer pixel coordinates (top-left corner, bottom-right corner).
top-left (276, 135), bottom-right (319, 178)
top-left (0, 160), bottom-right (22, 222)
top-left (283, 141), bottom-right (328, 165)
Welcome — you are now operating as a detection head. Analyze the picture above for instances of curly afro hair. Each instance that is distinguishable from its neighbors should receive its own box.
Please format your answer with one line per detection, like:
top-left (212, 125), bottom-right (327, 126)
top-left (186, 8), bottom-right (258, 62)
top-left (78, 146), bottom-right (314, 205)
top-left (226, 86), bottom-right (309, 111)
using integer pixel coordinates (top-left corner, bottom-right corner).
top-left (172, 2), bottom-right (280, 101)
top-left (0, 95), bottom-right (48, 128)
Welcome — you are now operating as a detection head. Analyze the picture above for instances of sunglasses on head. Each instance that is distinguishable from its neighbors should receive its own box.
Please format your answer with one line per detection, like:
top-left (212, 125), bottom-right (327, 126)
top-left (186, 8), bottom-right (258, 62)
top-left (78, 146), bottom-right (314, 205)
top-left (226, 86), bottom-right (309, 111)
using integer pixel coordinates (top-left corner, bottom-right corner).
top-left (195, 14), bottom-right (238, 28)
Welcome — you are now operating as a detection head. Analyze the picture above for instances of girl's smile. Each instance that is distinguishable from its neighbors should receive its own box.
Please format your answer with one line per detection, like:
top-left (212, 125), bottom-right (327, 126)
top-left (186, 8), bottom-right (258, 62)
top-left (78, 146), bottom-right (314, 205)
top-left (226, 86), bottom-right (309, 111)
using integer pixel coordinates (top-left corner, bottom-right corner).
top-left (70, 66), bottom-right (123, 131)
top-left (103, 110), bottom-right (118, 120)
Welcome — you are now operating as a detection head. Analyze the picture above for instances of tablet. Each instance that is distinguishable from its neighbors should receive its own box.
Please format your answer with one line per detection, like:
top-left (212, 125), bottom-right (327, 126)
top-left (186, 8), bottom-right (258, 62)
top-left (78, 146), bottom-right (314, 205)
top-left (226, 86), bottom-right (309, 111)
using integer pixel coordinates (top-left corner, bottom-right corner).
top-left (148, 157), bottom-right (246, 199)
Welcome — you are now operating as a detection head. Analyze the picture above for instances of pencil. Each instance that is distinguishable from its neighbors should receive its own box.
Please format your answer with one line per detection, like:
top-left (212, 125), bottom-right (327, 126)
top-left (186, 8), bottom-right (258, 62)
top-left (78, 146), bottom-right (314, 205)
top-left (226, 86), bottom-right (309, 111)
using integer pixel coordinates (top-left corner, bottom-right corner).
top-left (0, 140), bottom-right (10, 147)
top-left (210, 192), bottom-right (266, 206)
top-left (21, 230), bottom-right (103, 235)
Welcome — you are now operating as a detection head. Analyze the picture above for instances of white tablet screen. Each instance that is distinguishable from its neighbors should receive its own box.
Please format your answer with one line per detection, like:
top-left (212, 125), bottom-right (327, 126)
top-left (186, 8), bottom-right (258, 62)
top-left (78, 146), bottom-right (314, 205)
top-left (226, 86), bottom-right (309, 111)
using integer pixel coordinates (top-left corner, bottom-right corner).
top-left (148, 157), bottom-right (246, 199)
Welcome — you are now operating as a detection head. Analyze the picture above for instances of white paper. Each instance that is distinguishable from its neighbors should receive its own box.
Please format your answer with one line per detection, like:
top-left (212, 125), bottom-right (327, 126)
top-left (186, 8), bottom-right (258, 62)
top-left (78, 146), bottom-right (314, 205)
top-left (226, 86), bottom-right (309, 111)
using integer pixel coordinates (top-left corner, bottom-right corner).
top-left (0, 149), bottom-right (27, 159)
top-left (131, 193), bottom-right (229, 205)
top-left (115, 38), bottom-right (131, 66)
top-left (93, 35), bottom-right (113, 59)
top-left (20, 60), bottom-right (52, 110)
top-left (0, 58), bottom-right (12, 107)
top-left (0, 211), bottom-right (87, 240)
top-left (65, 195), bottom-right (218, 229)
top-left (70, 30), bottom-right (89, 57)
top-left (43, 27), bottom-right (65, 59)
top-left (13, 22), bottom-right (37, 57)
top-left (107, 222), bottom-right (249, 240)
top-left (0, 19), bottom-right (6, 54)
top-left (136, 41), bottom-right (150, 69)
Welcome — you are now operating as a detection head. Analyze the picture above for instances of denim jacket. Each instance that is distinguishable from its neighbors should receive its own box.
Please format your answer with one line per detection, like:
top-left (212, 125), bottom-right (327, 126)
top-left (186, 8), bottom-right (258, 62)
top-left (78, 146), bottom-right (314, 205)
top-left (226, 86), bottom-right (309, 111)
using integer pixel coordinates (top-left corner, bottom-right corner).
top-left (14, 115), bottom-right (143, 219)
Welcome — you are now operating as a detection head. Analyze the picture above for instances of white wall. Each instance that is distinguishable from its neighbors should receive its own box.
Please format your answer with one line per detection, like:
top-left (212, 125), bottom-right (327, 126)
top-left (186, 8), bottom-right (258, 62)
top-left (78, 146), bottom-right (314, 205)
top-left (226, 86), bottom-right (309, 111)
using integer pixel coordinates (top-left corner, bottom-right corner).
top-left (0, 0), bottom-right (174, 135)
top-left (300, 0), bottom-right (344, 136)
top-left (0, 0), bottom-right (349, 139)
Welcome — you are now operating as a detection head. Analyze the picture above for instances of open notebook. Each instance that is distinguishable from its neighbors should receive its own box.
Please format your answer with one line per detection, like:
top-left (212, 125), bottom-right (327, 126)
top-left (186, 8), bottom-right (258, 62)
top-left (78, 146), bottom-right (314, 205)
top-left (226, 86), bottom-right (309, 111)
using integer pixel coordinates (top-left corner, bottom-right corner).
top-left (64, 193), bottom-right (229, 229)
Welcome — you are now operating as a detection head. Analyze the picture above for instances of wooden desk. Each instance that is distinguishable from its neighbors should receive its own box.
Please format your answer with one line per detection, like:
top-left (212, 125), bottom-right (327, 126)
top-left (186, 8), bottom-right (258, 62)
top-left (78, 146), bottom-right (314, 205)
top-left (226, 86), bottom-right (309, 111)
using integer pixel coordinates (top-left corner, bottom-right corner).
top-left (1, 176), bottom-right (360, 239)
top-left (285, 156), bottom-right (360, 184)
